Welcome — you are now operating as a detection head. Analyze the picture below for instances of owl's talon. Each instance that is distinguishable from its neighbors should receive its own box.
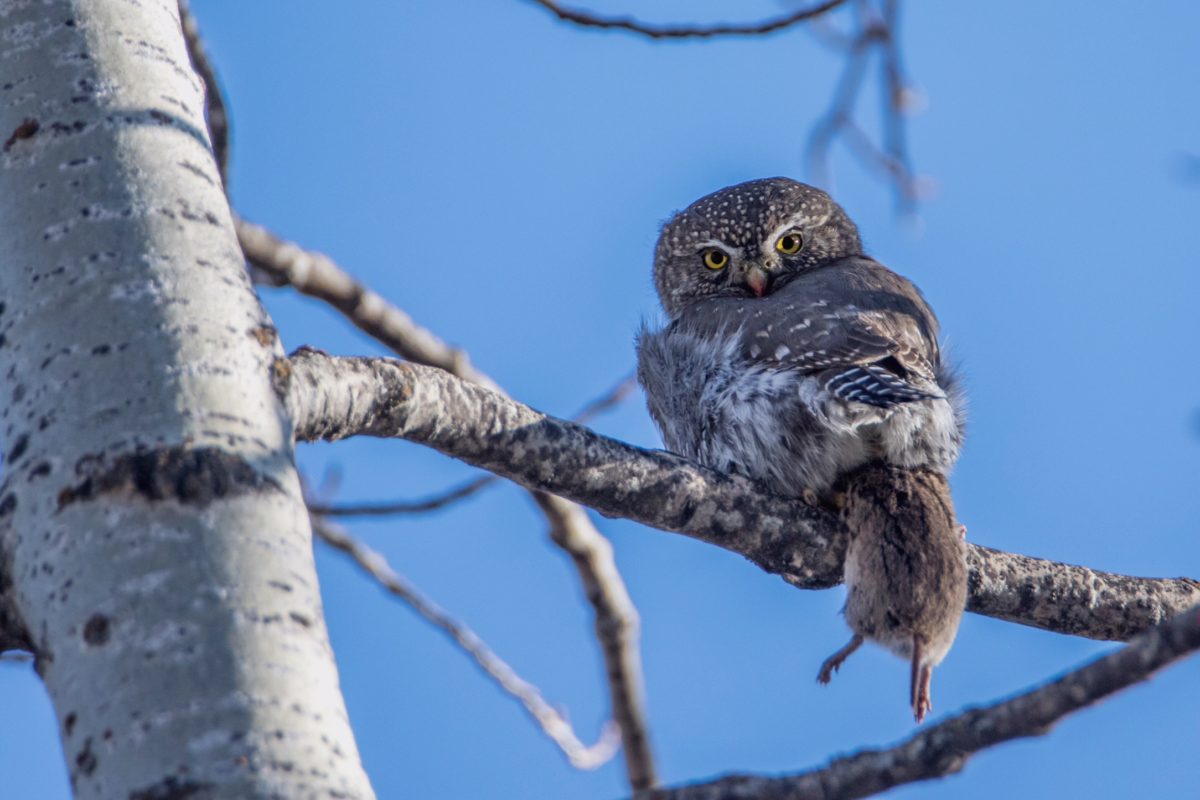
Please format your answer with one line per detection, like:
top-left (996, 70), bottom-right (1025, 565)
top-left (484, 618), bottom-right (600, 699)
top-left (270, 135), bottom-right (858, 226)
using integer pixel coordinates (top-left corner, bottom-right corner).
top-left (802, 487), bottom-right (820, 507)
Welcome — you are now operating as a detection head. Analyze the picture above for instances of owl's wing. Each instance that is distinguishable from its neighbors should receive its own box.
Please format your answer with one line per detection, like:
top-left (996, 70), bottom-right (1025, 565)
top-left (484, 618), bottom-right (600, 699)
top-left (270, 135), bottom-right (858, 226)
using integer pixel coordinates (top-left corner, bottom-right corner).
top-left (747, 307), bottom-right (942, 410)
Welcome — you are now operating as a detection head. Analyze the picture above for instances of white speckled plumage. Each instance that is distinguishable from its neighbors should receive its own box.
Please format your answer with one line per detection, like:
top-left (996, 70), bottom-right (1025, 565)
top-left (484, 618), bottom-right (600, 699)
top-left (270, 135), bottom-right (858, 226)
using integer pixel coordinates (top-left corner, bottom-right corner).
top-left (637, 177), bottom-right (969, 722)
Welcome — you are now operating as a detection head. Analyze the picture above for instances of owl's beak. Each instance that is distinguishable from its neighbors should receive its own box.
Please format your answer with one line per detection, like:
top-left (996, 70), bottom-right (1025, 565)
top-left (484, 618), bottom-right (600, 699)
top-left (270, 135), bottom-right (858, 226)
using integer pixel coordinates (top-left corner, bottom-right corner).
top-left (745, 265), bottom-right (771, 297)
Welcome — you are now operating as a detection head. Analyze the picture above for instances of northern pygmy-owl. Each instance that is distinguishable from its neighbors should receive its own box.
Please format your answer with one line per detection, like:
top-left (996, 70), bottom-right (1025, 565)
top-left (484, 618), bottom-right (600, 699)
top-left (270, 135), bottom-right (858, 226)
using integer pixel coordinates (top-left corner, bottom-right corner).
top-left (636, 177), bottom-right (968, 721)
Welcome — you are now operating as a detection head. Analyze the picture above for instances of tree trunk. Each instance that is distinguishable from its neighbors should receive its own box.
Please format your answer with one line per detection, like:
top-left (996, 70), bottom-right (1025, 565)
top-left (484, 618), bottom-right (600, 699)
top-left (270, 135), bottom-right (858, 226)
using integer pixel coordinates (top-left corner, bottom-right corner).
top-left (0, 1), bottom-right (375, 797)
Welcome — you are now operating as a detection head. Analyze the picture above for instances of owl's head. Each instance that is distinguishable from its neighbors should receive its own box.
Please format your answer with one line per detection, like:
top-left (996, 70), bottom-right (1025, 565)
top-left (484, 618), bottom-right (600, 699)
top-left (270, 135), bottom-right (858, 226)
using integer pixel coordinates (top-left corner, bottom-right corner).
top-left (652, 177), bottom-right (862, 318)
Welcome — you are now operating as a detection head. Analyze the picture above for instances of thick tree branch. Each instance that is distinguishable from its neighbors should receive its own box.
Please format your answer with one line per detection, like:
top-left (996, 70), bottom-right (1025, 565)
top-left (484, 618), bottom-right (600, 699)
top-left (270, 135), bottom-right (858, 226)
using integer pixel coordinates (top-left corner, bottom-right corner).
top-left (285, 351), bottom-right (1200, 642)
top-left (311, 516), bottom-right (620, 770)
top-left (307, 373), bottom-right (636, 518)
top-left (645, 603), bottom-right (1200, 800)
top-left (524, 0), bottom-right (849, 40)
top-left (242, 225), bottom-right (657, 786)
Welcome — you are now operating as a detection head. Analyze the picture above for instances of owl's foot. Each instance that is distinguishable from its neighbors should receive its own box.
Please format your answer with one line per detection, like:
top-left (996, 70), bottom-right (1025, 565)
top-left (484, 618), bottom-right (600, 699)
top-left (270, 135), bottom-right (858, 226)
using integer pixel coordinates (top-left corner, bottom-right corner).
top-left (817, 633), bottom-right (864, 684)
top-left (802, 487), bottom-right (821, 507)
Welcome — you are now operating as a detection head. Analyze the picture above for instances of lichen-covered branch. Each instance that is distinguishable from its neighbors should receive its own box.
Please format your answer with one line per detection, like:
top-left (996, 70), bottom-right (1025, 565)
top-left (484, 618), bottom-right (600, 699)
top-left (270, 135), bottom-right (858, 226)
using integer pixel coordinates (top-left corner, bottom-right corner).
top-left (311, 516), bottom-right (620, 770)
top-left (645, 603), bottom-right (1200, 800)
top-left (286, 350), bottom-right (1200, 641)
top-left (524, 0), bottom-right (848, 39)
top-left (307, 373), bottom-right (635, 518)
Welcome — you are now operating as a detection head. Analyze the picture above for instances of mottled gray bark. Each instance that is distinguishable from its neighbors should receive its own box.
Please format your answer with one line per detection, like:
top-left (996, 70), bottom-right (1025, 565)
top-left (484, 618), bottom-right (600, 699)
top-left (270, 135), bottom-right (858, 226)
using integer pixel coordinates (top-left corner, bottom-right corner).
top-left (286, 351), bottom-right (1200, 642)
top-left (0, 2), bottom-right (373, 797)
top-left (644, 603), bottom-right (1200, 800)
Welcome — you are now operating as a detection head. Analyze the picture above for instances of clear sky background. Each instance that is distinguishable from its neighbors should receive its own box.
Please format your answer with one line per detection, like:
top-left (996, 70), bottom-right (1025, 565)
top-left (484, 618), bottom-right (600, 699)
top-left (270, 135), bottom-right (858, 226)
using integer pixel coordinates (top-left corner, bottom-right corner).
top-left (3, 2), bottom-right (1198, 797)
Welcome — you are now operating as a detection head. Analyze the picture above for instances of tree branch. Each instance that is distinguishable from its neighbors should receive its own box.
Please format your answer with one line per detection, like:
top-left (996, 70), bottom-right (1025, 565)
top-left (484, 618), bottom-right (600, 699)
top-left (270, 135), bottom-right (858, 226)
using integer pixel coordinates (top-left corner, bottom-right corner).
top-left (285, 350), bottom-right (1200, 642)
top-left (310, 516), bottom-right (620, 770)
top-left (242, 224), bottom-right (657, 787)
top-left (307, 372), bottom-right (636, 518)
top-left (238, 218), bottom-right (501, 392)
top-left (644, 603), bottom-right (1200, 800)
top-left (523, 0), bottom-right (849, 40)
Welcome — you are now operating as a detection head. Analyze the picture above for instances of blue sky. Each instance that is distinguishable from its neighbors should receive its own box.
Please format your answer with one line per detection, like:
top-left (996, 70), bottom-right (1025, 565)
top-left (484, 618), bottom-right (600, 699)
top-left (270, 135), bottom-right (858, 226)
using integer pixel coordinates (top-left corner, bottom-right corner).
top-left (4, 2), bottom-right (1199, 797)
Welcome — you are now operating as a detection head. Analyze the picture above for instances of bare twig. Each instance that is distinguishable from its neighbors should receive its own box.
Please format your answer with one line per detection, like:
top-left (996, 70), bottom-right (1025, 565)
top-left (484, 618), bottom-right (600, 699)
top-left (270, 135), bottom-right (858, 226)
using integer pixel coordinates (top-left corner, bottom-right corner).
top-left (645, 603), bottom-right (1200, 799)
top-left (311, 516), bottom-right (620, 770)
top-left (240, 223), bottom-right (657, 787)
top-left (806, 0), bottom-right (923, 213)
top-left (308, 474), bottom-right (497, 518)
top-left (285, 350), bottom-right (1200, 642)
top-left (534, 493), bottom-right (651, 784)
top-left (177, 0), bottom-right (229, 185)
top-left (524, 0), bottom-right (848, 39)
top-left (307, 372), bottom-right (636, 519)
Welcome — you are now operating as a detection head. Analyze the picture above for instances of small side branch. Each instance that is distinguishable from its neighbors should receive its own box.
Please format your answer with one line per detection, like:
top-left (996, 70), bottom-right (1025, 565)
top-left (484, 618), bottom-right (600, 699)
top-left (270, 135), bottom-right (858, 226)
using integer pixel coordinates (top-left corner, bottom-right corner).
top-left (285, 350), bottom-right (1200, 642)
top-left (308, 373), bottom-right (636, 519)
top-left (524, 0), bottom-right (849, 40)
top-left (645, 604), bottom-right (1200, 800)
top-left (312, 517), bottom-right (620, 770)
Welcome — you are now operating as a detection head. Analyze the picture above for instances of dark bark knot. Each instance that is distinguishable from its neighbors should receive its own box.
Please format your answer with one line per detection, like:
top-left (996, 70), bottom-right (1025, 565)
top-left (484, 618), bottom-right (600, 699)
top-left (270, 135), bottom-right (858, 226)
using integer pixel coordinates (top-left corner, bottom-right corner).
top-left (57, 446), bottom-right (283, 510)
top-left (74, 737), bottom-right (97, 776)
top-left (128, 776), bottom-right (212, 800)
top-left (82, 613), bottom-right (110, 646)
top-left (3, 117), bottom-right (39, 152)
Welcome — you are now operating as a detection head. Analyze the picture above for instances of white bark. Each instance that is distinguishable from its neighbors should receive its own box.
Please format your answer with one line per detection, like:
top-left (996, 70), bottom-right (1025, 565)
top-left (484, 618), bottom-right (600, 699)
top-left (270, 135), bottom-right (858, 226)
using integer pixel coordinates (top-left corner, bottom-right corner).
top-left (0, 1), bottom-right (374, 797)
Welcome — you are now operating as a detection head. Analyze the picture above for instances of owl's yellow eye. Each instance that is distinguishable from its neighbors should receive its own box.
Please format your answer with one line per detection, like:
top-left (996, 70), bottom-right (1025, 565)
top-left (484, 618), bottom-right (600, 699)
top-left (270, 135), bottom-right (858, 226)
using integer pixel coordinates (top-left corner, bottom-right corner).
top-left (702, 249), bottom-right (729, 270)
top-left (776, 232), bottom-right (804, 255)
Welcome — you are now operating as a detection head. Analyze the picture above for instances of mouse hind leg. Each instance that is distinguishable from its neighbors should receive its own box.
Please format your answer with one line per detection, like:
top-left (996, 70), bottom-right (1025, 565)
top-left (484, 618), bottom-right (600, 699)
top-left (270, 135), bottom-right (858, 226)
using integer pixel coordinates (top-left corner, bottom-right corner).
top-left (817, 633), bottom-right (864, 684)
top-left (910, 635), bottom-right (933, 722)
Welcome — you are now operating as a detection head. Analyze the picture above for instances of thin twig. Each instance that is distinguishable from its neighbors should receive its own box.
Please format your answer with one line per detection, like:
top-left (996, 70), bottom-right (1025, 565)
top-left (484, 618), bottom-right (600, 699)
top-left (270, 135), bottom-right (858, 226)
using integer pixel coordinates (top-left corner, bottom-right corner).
top-left (311, 516), bottom-right (620, 770)
top-left (646, 604), bottom-right (1200, 799)
top-left (308, 474), bottom-right (496, 518)
top-left (308, 372), bottom-right (636, 519)
top-left (805, 0), bottom-right (922, 213)
top-left (177, 0), bottom-right (229, 186)
top-left (524, 0), bottom-right (849, 39)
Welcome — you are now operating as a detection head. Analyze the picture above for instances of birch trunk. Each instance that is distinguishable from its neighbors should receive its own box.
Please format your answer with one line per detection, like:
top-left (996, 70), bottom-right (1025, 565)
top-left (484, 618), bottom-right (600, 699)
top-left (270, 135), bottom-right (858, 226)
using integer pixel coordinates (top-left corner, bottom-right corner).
top-left (0, 1), bottom-right (375, 797)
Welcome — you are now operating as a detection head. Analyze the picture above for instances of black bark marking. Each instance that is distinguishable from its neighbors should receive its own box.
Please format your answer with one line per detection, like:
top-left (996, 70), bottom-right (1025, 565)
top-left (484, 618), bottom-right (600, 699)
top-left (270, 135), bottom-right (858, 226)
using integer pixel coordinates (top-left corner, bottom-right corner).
top-left (74, 737), bottom-right (97, 776)
top-left (57, 446), bottom-right (283, 510)
top-left (65, 712), bottom-right (77, 735)
top-left (82, 613), bottom-right (110, 646)
top-left (3, 118), bottom-right (39, 152)
top-left (128, 776), bottom-right (212, 800)
top-left (7, 433), bottom-right (29, 463)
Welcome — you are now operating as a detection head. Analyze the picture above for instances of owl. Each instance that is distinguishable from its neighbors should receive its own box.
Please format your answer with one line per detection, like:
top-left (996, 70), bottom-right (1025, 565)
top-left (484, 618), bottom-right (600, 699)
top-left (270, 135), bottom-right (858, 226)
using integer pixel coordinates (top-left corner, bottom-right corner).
top-left (636, 177), bottom-right (968, 721)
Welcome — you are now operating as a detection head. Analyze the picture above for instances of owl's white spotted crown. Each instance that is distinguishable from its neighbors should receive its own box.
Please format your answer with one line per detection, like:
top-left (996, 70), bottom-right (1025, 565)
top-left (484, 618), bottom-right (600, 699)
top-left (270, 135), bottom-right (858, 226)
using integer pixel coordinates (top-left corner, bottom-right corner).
top-left (652, 177), bottom-right (863, 319)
